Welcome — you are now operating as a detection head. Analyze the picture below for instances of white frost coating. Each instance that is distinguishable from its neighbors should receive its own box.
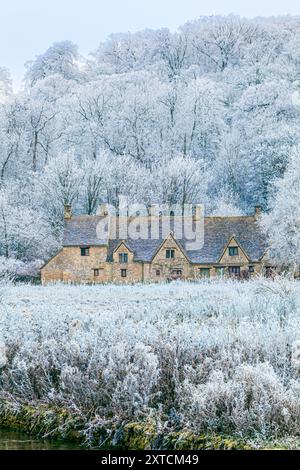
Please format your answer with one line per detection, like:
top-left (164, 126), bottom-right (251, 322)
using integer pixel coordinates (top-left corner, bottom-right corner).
top-left (1, 278), bottom-right (300, 441)
top-left (0, 341), bottom-right (7, 368)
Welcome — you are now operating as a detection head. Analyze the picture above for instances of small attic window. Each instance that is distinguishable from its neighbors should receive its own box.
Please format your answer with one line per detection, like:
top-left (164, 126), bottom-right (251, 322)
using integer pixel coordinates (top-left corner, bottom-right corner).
top-left (229, 246), bottom-right (238, 256)
top-left (166, 249), bottom-right (175, 259)
top-left (80, 247), bottom-right (90, 257)
top-left (119, 253), bottom-right (128, 263)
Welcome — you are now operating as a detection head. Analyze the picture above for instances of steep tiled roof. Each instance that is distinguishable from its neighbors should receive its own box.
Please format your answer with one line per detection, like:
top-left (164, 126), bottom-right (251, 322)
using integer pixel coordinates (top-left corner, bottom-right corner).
top-left (63, 215), bottom-right (267, 264)
top-left (187, 217), bottom-right (266, 263)
top-left (63, 215), bottom-right (109, 247)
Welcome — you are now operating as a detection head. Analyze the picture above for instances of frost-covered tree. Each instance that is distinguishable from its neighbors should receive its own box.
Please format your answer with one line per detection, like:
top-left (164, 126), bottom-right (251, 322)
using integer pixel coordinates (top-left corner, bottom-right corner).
top-left (37, 152), bottom-right (83, 238)
top-left (25, 41), bottom-right (81, 86)
top-left (176, 77), bottom-right (225, 160)
top-left (154, 29), bottom-right (189, 79)
top-left (261, 148), bottom-right (300, 270)
top-left (0, 67), bottom-right (12, 102)
top-left (91, 30), bottom-right (157, 75)
top-left (0, 98), bottom-right (25, 183)
top-left (158, 154), bottom-right (210, 207)
top-left (81, 151), bottom-right (110, 214)
top-left (0, 188), bottom-right (55, 260)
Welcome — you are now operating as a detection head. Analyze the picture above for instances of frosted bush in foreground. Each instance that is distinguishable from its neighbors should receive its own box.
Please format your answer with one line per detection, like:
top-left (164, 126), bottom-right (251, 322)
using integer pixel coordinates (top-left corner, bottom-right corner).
top-left (1, 278), bottom-right (300, 444)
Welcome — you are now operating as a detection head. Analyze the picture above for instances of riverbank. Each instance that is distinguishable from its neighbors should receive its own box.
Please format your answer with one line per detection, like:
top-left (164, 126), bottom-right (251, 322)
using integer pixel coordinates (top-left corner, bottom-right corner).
top-left (0, 398), bottom-right (251, 450)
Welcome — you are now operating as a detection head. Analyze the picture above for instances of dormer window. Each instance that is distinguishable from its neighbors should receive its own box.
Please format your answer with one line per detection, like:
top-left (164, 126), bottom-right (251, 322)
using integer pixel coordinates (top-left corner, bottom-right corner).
top-left (229, 246), bottom-right (238, 257)
top-left (166, 249), bottom-right (175, 259)
top-left (119, 253), bottom-right (128, 263)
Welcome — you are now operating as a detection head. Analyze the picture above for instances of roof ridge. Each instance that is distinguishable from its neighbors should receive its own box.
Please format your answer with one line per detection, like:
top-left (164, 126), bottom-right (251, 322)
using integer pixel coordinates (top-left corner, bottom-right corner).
top-left (205, 215), bottom-right (255, 220)
top-left (68, 214), bottom-right (255, 220)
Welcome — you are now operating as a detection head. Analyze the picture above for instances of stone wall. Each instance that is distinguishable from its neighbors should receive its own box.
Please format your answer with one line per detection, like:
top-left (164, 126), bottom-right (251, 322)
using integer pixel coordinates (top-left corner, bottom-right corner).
top-left (41, 239), bottom-right (266, 284)
top-left (41, 246), bottom-right (109, 284)
top-left (111, 242), bottom-right (143, 283)
top-left (147, 235), bottom-right (191, 281)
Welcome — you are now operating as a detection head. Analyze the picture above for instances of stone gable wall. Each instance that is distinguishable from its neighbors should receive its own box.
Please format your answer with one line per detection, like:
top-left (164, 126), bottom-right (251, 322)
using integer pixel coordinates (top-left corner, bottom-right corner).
top-left (41, 246), bottom-right (109, 284)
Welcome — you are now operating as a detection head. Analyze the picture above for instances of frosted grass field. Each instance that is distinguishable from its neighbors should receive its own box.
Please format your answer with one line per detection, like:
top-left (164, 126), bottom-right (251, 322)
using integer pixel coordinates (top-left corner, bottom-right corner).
top-left (1, 278), bottom-right (300, 447)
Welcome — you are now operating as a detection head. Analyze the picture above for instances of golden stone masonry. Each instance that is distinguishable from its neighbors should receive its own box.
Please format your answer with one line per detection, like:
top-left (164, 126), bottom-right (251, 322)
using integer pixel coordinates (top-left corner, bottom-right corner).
top-left (41, 204), bottom-right (271, 284)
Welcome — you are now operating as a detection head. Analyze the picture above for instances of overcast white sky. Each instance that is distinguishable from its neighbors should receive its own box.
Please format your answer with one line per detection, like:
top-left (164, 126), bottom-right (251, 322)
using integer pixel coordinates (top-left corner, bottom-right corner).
top-left (1, 0), bottom-right (300, 88)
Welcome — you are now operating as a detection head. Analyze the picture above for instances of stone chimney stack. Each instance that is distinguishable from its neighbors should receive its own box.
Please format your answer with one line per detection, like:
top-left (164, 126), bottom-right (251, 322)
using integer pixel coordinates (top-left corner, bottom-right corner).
top-left (193, 204), bottom-right (202, 221)
top-left (254, 206), bottom-right (262, 219)
top-left (97, 203), bottom-right (109, 216)
top-left (148, 204), bottom-right (158, 218)
top-left (64, 204), bottom-right (72, 220)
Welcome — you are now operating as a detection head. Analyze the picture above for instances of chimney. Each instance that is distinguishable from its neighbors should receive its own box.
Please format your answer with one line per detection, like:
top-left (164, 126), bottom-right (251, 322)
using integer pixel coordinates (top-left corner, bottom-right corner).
top-left (97, 203), bottom-right (109, 216)
top-left (193, 204), bottom-right (202, 221)
top-left (148, 204), bottom-right (160, 239)
top-left (64, 204), bottom-right (72, 220)
top-left (148, 204), bottom-right (158, 218)
top-left (254, 206), bottom-right (262, 219)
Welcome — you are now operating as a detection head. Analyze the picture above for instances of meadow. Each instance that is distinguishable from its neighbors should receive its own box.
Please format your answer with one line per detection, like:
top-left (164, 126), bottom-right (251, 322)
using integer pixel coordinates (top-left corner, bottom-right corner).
top-left (1, 278), bottom-right (300, 449)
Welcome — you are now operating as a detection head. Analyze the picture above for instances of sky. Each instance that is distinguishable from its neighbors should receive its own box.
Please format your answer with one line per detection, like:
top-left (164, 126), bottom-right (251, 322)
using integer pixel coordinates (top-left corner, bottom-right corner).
top-left (0, 0), bottom-right (300, 89)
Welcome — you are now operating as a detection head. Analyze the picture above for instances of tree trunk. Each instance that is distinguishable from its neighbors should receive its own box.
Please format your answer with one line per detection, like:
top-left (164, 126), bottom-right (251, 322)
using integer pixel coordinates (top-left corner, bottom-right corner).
top-left (32, 131), bottom-right (38, 172)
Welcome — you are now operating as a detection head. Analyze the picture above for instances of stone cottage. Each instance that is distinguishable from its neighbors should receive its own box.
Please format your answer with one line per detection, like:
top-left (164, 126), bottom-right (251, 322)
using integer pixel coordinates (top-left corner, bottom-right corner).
top-left (41, 204), bottom-right (271, 284)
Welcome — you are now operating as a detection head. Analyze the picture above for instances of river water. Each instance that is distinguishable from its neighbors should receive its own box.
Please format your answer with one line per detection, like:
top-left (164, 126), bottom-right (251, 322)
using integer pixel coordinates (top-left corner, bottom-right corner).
top-left (0, 429), bottom-right (82, 450)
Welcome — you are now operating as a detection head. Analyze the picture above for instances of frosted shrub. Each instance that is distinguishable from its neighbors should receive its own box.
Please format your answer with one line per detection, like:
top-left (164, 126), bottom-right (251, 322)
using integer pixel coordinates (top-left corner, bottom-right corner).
top-left (1, 278), bottom-right (300, 443)
top-left (179, 363), bottom-right (300, 436)
top-left (0, 257), bottom-right (43, 278)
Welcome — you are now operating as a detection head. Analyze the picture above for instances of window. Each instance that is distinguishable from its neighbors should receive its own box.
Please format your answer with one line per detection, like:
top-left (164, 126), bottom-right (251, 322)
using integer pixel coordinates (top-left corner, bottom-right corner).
top-left (121, 269), bottom-right (127, 278)
top-left (229, 246), bottom-right (238, 256)
top-left (249, 266), bottom-right (255, 273)
top-left (119, 253), bottom-right (128, 263)
top-left (156, 269), bottom-right (161, 277)
top-left (166, 249), bottom-right (175, 259)
top-left (216, 267), bottom-right (226, 278)
top-left (171, 269), bottom-right (182, 279)
top-left (199, 268), bottom-right (210, 279)
top-left (94, 269), bottom-right (100, 277)
top-left (80, 247), bottom-right (90, 257)
top-left (265, 267), bottom-right (275, 278)
top-left (229, 266), bottom-right (240, 276)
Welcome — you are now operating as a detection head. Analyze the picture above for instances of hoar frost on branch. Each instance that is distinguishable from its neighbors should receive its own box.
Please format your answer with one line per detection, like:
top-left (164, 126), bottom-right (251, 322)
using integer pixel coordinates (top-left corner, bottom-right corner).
top-left (261, 148), bottom-right (300, 271)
